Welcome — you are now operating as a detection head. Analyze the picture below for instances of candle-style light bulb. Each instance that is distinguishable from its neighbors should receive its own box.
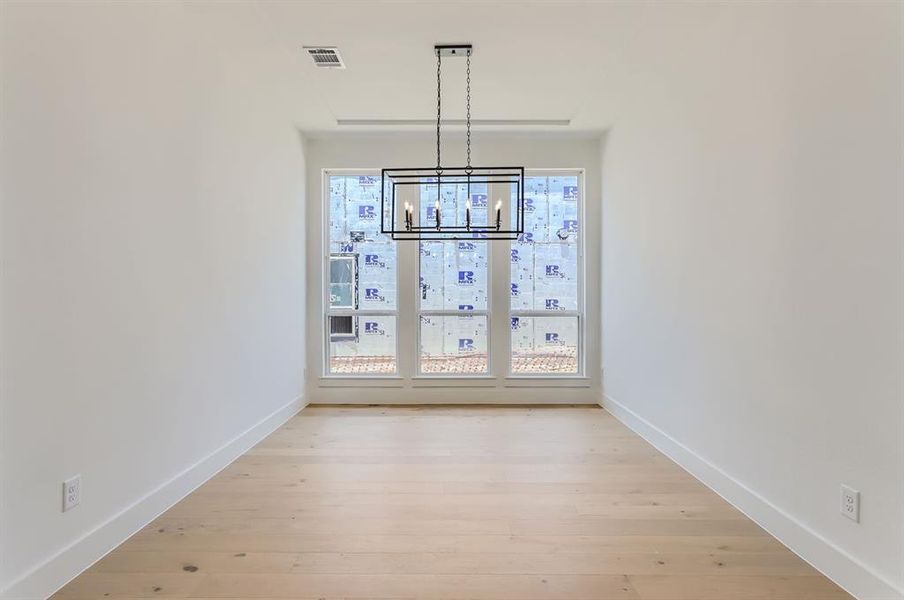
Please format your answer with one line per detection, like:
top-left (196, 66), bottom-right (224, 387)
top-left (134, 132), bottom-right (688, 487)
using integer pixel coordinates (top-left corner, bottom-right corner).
top-left (434, 199), bottom-right (441, 229)
top-left (495, 199), bottom-right (502, 230)
top-left (465, 199), bottom-right (471, 230)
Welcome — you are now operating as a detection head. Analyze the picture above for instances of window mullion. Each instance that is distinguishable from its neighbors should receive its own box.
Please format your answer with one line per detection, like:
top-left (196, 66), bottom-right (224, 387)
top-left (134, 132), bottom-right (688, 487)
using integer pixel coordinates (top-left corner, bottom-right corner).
top-left (488, 181), bottom-right (511, 381)
top-left (397, 189), bottom-right (419, 380)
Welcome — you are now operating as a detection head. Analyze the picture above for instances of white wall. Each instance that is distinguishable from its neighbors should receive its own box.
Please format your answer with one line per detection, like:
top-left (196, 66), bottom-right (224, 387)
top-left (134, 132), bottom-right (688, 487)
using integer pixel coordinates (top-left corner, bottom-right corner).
top-left (601, 3), bottom-right (903, 599)
top-left (0, 3), bottom-right (306, 597)
top-left (304, 133), bottom-right (602, 404)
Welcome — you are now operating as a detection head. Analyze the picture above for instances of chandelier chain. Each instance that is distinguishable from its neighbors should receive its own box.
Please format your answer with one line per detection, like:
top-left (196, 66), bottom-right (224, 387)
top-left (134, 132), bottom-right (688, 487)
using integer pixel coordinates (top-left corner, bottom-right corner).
top-left (381, 45), bottom-right (526, 242)
top-left (466, 52), bottom-right (471, 170)
top-left (436, 51), bottom-right (442, 172)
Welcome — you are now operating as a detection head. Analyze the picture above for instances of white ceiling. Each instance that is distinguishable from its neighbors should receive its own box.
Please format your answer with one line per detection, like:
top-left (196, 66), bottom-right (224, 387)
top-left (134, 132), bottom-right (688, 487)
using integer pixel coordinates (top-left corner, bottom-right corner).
top-left (253, 1), bottom-right (658, 134)
top-left (201, 1), bottom-right (808, 136)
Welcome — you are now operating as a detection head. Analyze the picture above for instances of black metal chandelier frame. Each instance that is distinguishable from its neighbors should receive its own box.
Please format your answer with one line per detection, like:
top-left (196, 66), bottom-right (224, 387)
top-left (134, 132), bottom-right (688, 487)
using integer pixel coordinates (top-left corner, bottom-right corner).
top-left (380, 44), bottom-right (526, 241)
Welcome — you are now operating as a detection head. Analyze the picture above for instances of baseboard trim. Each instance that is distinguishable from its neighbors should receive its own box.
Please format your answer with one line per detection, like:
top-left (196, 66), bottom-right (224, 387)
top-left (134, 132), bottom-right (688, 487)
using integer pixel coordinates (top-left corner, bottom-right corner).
top-left (2, 396), bottom-right (306, 600)
top-left (601, 393), bottom-right (903, 600)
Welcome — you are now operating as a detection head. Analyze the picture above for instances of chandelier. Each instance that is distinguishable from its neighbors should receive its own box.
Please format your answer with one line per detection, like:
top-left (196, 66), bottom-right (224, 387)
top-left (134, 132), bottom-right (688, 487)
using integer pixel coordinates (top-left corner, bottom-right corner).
top-left (381, 44), bottom-right (526, 241)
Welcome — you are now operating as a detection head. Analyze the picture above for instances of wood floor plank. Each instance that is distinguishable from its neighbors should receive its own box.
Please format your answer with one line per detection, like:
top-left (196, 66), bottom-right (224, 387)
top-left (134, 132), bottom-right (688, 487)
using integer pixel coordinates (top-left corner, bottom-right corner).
top-left (52, 572), bottom-right (205, 599)
top-left (122, 532), bottom-right (790, 555)
top-left (189, 573), bottom-right (640, 599)
top-left (285, 551), bottom-right (818, 576)
top-left (139, 515), bottom-right (765, 537)
top-left (52, 406), bottom-right (851, 600)
top-left (109, 548), bottom-right (796, 577)
top-left (92, 551), bottom-right (297, 575)
top-left (628, 574), bottom-right (852, 599)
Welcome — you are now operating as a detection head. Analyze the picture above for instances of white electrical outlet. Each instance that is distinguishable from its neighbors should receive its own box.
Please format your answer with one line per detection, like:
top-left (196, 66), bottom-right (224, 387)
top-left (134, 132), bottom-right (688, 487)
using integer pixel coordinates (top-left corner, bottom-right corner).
top-left (840, 484), bottom-right (859, 522)
top-left (63, 475), bottom-right (81, 512)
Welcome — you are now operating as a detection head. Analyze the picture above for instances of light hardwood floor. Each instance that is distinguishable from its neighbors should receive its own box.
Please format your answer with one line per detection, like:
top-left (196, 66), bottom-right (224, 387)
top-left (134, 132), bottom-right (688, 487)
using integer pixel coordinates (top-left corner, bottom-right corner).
top-left (53, 406), bottom-right (852, 599)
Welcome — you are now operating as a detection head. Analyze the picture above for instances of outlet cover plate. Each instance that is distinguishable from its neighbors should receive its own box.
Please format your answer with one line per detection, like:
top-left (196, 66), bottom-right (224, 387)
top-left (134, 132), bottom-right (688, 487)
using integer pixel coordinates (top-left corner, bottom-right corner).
top-left (63, 475), bottom-right (81, 512)
top-left (841, 484), bottom-right (859, 522)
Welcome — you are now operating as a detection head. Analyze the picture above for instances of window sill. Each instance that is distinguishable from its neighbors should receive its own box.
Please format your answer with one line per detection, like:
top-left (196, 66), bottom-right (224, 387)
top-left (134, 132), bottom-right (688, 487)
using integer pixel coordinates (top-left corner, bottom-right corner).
top-left (319, 376), bottom-right (404, 387)
top-left (411, 376), bottom-right (497, 387)
top-left (504, 376), bottom-right (590, 388)
top-left (317, 375), bottom-right (591, 389)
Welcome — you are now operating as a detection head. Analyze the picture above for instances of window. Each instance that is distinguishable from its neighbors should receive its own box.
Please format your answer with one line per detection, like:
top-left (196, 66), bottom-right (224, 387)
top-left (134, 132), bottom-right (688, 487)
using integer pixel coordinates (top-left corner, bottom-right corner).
top-left (325, 175), bottom-right (397, 374)
top-left (323, 170), bottom-right (582, 378)
top-left (510, 175), bottom-right (581, 374)
top-left (418, 181), bottom-right (490, 374)
top-left (329, 255), bottom-right (357, 311)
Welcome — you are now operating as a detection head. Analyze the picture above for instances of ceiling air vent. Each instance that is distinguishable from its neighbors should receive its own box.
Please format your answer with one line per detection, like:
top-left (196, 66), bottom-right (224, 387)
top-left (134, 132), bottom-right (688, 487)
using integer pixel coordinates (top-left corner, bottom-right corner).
top-left (304, 47), bottom-right (345, 69)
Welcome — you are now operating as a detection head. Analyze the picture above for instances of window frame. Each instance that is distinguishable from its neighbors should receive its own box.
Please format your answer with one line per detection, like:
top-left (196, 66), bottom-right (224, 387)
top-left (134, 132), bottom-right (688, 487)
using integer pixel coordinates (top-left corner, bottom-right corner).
top-left (322, 169), bottom-right (400, 378)
top-left (320, 168), bottom-right (586, 381)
